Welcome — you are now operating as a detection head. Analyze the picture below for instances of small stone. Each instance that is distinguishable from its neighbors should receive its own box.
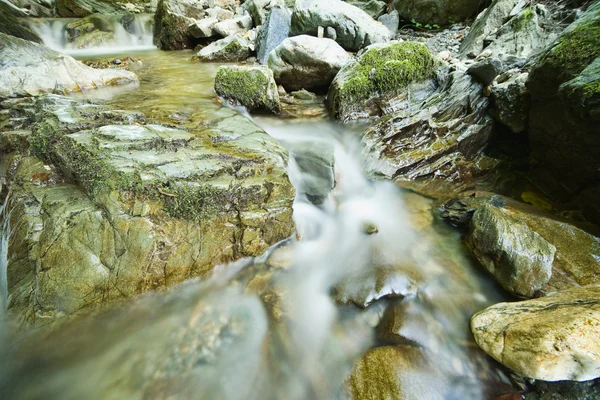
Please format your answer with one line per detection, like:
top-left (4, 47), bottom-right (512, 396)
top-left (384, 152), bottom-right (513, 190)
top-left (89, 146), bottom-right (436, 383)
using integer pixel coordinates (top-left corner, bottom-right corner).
top-left (437, 50), bottom-right (451, 61)
top-left (363, 222), bottom-right (378, 235)
top-left (317, 25), bottom-right (324, 38)
top-left (325, 26), bottom-right (336, 41)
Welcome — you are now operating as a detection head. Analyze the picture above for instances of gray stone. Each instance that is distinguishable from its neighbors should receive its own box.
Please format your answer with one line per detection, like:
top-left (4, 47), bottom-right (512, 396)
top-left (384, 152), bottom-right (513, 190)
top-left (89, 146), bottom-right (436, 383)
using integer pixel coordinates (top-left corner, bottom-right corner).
top-left (214, 65), bottom-right (281, 113)
top-left (290, 141), bottom-right (335, 204)
top-left (467, 57), bottom-right (503, 86)
top-left (256, 6), bottom-right (290, 65)
top-left (153, 0), bottom-right (207, 49)
top-left (291, 0), bottom-right (391, 52)
top-left (392, 0), bottom-right (483, 26)
top-left (188, 16), bottom-right (218, 38)
top-left (242, 0), bottom-right (285, 26)
top-left (268, 35), bottom-right (353, 91)
top-left (490, 70), bottom-right (529, 133)
top-left (378, 10), bottom-right (400, 37)
top-left (197, 34), bottom-right (253, 62)
top-left (325, 26), bottom-right (336, 41)
top-left (213, 14), bottom-right (252, 37)
top-left (349, 0), bottom-right (386, 19)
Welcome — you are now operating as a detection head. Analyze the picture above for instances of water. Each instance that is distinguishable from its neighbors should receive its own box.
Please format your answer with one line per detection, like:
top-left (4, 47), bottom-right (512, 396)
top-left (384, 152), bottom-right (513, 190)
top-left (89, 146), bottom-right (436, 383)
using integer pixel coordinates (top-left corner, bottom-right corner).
top-left (28, 14), bottom-right (155, 55)
top-left (0, 50), bottom-right (511, 399)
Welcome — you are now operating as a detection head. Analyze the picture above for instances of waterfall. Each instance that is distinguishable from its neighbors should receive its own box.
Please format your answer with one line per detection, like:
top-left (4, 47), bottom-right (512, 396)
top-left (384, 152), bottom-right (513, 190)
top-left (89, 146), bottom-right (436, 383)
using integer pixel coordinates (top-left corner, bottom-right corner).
top-left (28, 14), bottom-right (155, 55)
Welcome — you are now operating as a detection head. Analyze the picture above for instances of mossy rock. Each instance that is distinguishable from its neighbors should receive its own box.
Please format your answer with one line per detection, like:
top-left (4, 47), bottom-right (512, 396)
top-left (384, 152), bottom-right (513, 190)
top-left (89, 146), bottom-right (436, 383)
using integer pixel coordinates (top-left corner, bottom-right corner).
top-left (327, 41), bottom-right (436, 121)
top-left (65, 13), bottom-right (114, 42)
top-left (0, 1), bottom-right (42, 43)
top-left (215, 65), bottom-right (281, 114)
top-left (55, 0), bottom-right (122, 17)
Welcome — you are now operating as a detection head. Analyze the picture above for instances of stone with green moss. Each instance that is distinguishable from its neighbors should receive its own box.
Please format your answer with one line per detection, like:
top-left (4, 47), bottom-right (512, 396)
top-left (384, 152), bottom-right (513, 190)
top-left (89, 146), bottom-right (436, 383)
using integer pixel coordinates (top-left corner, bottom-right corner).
top-left (327, 41), bottom-right (436, 121)
top-left (153, 0), bottom-right (206, 50)
top-left (65, 14), bottom-right (116, 48)
top-left (215, 65), bottom-right (281, 114)
top-left (197, 34), bottom-right (253, 62)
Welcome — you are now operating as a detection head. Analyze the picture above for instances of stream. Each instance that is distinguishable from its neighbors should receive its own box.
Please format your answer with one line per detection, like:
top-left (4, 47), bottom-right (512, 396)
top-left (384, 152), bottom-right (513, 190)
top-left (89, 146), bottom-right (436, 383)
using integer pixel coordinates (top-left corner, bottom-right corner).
top-left (1, 44), bottom-right (513, 399)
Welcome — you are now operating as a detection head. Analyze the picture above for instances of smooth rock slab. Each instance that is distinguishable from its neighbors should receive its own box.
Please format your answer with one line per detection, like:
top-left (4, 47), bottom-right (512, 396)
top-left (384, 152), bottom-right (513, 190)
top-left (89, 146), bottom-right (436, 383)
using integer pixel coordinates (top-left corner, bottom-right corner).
top-left (268, 35), bottom-right (352, 91)
top-left (0, 33), bottom-right (138, 98)
top-left (472, 286), bottom-right (600, 381)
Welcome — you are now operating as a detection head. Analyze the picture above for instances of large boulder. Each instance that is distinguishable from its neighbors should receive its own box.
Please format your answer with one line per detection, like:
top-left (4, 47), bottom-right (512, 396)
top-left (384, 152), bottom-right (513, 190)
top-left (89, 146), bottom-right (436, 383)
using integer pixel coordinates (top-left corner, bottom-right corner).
top-left (153, 0), bottom-right (210, 50)
top-left (197, 34), bottom-right (253, 62)
top-left (0, 94), bottom-right (295, 325)
top-left (0, 33), bottom-right (138, 98)
top-left (291, 0), bottom-right (391, 52)
top-left (527, 0), bottom-right (600, 225)
top-left (443, 192), bottom-right (600, 298)
top-left (0, 0), bottom-right (42, 43)
top-left (214, 65), bottom-right (281, 113)
top-left (268, 35), bottom-right (352, 91)
top-left (327, 41), bottom-right (436, 121)
top-left (256, 6), bottom-right (290, 65)
top-left (392, 0), bottom-right (484, 26)
top-left (489, 69), bottom-right (530, 133)
top-left (213, 14), bottom-right (252, 37)
top-left (472, 286), bottom-right (600, 381)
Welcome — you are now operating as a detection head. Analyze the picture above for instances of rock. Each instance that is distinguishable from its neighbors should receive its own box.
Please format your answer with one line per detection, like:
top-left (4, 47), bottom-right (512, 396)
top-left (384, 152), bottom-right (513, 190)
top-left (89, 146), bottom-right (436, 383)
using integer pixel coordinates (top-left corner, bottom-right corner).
top-left (268, 35), bottom-right (352, 91)
top-left (444, 192), bottom-right (600, 297)
top-left (0, 33), bottom-right (138, 98)
top-left (392, 0), bottom-right (483, 26)
top-left (525, 379), bottom-right (600, 400)
top-left (6, 0), bottom-right (55, 17)
top-left (188, 17), bottom-right (219, 38)
top-left (213, 14), bottom-right (252, 37)
top-left (55, 0), bottom-right (121, 17)
top-left (324, 26), bottom-right (336, 40)
top-left (347, 346), bottom-right (447, 400)
top-left (0, 94), bottom-right (294, 324)
top-left (459, 0), bottom-right (519, 58)
top-left (0, 0), bottom-right (42, 43)
top-left (527, 1), bottom-right (600, 225)
top-left (467, 57), bottom-right (503, 86)
top-left (327, 41), bottom-right (436, 121)
top-left (471, 286), bottom-right (600, 381)
top-left (64, 13), bottom-right (117, 48)
top-left (153, 0), bottom-right (207, 50)
top-left (197, 34), bottom-right (253, 62)
top-left (242, 0), bottom-right (285, 26)
top-left (214, 65), bottom-right (281, 113)
top-left (289, 140), bottom-right (335, 204)
top-left (256, 6), bottom-right (290, 65)
top-left (378, 10), bottom-right (400, 37)
top-left (467, 203), bottom-right (555, 298)
top-left (291, 0), bottom-right (391, 52)
top-left (349, 0), bottom-right (386, 19)
top-left (490, 69), bottom-right (529, 133)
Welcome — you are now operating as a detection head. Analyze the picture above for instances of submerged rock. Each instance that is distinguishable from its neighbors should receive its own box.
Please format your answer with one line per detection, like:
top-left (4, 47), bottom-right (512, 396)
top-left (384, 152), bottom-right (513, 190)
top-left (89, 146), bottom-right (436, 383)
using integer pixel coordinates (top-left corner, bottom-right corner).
top-left (472, 286), bottom-right (600, 381)
top-left (392, 0), bottom-right (482, 26)
top-left (527, 1), bottom-right (600, 225)
top-left (291, 0), bottom-right (391, 52)
top-left (268, 35), bottom-right (352, 91)
top-left (0, 33), bottom-right (138, 98)
top-left (197, 34), bottom-right (253, 62)
top-left (327, 41), bottom-right (436, 121)
top-left (214, 65), bottom-right (281, 113)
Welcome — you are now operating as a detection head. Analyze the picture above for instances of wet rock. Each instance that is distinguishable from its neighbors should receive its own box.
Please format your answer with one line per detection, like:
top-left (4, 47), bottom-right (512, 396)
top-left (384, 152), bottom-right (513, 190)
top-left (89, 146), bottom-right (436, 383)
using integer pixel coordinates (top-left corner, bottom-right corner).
top-left (213, 14), bottom-right (252, 37)
top-left (527, 1), bottom-right (600, 225)
top-left (525, 379), bottom-right (600, 400)
top-left (0, 33), bottom-right (138, 98)
top-left (444, 192), bottom-right (600, 297)
top-left (468, 203), bottom-right (556, 298)
top-left (472, 286), bottom-right (600, 381)
top-left (214, 65), bottom-right (280, 113)
top-left (467, 57), bottom-right (503, 86)
top-left (242, 0), bottom-right (285, 26)
top-left (349, 0), bottom-right (386, 19)
top-left (6, 0), bottom-right (55, 17)
top-left (0, 1), bottom-right (43, 42)
top-left (328, 41), bottom-right (436, 121)
top-left (55, 0), bottom-right (121, 17)
top-left (291, 0), bottom-right (391, 52)
top-left (459, 0), bottom-right (519, 58)
top-left (1, 94), bottom-right (294, 324)
top-left (378, 10), bottom-right (400, 37)
top-left (65, 14), bottom-right (116, 48)
top-left (289, 140), bottom-right (335, 204)
top-left (188, 17), bottom-right (219, 38)
top-left (153, 0), bottom-right (207, 50)
top-left (268, 35), bottom-right (353, 92)
top-left (256, 6), bottom-right (291, 65)
top-left (197, 34), bottom-right (253, 62)
top-left (490, 69), bottom-right (529, 133)
top-left (392, 0), bottom-right (483, 26)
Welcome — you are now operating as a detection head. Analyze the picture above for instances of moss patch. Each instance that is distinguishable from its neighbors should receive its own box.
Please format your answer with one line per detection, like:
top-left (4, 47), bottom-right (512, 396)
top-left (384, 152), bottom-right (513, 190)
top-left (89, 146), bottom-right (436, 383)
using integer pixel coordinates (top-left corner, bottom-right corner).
top-left (214, 66), bottom-right (280, 113)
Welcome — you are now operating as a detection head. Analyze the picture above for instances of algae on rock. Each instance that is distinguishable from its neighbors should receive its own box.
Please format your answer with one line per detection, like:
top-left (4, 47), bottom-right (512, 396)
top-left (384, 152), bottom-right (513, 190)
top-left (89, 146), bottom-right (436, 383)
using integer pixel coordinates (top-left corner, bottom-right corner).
top-left (215, 65), bottom-right (281, 113)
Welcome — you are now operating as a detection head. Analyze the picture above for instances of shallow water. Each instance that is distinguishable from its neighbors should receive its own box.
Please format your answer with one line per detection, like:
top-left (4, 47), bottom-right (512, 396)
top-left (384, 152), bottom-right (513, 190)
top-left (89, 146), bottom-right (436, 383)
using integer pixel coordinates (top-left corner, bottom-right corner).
top-left (1, 49), bottom-right (512, 399)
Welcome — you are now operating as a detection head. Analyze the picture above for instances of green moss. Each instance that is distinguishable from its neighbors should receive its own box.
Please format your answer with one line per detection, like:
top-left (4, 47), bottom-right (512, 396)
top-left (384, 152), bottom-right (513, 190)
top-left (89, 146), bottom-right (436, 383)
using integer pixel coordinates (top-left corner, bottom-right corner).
top-left (337, 42), bottom-right (436, 105)
top-left (511, 7), bottom-right (534, 31)
top-left (547, 23), bottom-right (600, 83)
top-left (214, 66), bottom-right (279, 113)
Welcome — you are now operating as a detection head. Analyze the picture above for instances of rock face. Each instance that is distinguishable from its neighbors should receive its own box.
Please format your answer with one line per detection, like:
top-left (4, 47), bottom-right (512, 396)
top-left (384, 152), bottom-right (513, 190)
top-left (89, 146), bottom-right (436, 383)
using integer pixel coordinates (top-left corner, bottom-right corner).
top-left (0, 33), bottom-right (138, 98)
top-left (153, 0), bottom-right (209, 50)
top-left (328, 41), bottom-right (436, 121)
top-left (392, 0), bottom-right (483, 26)
top-left (291, 0), bottom-right (391, 52)
top-left (468, 203), bottom-right (555, 298)
top-left (197, 34), bottom-right (253, 62)
top-left (214, 65), bottom-right (281, 113)
top-left (527, 1), bottom-right (600, 225)
top-left (0, 94), bottom-right (295, 324)
top-left (256, 6), bottom-right (291, 65)
top-left (444, 192), bottom-right (600, 297)
top-left (472, 286), bottom-right (600, 381)
top-left (0, 1), bottom-right (43, 42)
top-left (490, 69), bottom-right (530, 133)
top-left (268, 35), bottom-right (352, 91)
top-left (55, 0), bottom-right (121, 17)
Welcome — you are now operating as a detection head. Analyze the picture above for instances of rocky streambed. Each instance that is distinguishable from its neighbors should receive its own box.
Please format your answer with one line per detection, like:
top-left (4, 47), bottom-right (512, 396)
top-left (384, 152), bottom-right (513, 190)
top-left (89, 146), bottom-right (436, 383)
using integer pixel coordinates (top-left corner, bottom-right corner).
top-left (1, 0), bottom-right (600, 399)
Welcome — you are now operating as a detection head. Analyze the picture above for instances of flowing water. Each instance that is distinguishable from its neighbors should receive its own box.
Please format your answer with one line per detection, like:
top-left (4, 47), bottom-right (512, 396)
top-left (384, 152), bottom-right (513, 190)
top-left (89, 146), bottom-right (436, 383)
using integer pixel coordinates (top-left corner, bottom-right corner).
top-left (0, 49), bottom-right (512, 399)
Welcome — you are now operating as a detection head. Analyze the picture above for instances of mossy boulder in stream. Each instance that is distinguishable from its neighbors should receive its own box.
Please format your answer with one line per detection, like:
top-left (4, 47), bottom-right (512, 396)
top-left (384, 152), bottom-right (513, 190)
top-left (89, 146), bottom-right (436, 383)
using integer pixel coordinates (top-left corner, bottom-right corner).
top-left (327, 41), bottom-right (436, 121)
top-left (527, 0), bottom-right (600, 225)
top-left (65, 14), bottom-right (117, 48)
top-left (0, 94), bottom-right (295, 325)
top-left (215, 65), bottom-right (281, 114)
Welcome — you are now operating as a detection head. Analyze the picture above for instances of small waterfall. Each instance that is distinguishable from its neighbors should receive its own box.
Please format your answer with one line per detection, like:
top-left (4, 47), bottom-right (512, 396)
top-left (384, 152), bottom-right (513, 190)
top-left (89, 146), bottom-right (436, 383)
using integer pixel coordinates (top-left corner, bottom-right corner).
top-left (28, 14), bottom-right (155, 55)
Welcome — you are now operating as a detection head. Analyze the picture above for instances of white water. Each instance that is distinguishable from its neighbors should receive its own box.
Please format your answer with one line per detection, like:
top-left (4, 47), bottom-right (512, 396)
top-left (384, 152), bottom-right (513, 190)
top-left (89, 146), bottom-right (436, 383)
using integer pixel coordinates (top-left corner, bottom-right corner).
top-left (0, 188), bottom-right (9, 320)
top-left (28, 14), bottom-right (155, 55)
